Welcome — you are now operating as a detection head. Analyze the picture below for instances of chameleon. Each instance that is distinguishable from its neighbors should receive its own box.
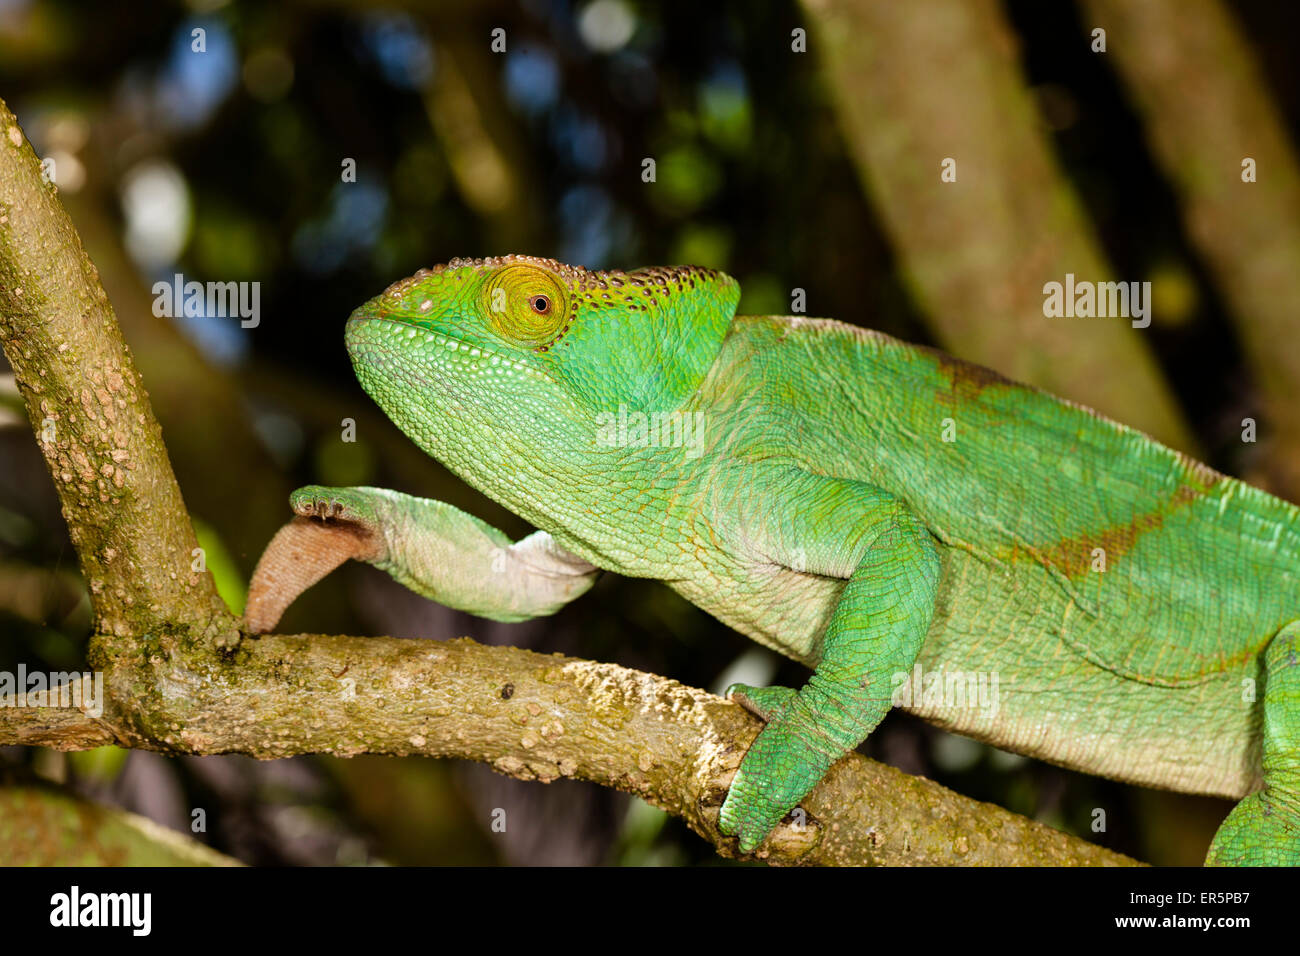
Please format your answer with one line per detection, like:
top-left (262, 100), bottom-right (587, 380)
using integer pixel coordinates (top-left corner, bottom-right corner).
top-left (249, 254), bottom-right (1300, 864)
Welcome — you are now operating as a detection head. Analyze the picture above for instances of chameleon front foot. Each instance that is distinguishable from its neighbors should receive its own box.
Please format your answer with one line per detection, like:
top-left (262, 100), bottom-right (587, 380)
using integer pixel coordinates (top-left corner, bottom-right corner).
top-left (290, 485), bottom-right (386, 527)
top-left (718, 691), bottom-right (835, 853)
top-left (245, 486), bottom-right (389, 634)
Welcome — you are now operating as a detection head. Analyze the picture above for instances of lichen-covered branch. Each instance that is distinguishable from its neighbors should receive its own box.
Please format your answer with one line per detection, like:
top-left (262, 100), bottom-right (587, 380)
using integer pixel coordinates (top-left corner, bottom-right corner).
top-left (800, 0), bottom-right (1196, 453)
top-left (0, 96), bottom-right (234, 642)
top-left (0, 674), bottom-right (116, 750)
top-left (1, 635), bottom-right (1138, 866)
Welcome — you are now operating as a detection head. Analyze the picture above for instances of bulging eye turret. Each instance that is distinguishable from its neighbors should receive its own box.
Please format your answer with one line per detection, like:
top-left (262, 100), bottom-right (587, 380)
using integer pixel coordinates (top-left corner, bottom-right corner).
top-left (482, 265), bottom-right (567, 348)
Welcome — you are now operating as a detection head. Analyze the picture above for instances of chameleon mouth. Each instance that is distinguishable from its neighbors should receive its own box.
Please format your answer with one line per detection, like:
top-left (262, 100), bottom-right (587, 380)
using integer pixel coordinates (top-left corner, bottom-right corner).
top-left (345, 313), bottom-right (552, 386)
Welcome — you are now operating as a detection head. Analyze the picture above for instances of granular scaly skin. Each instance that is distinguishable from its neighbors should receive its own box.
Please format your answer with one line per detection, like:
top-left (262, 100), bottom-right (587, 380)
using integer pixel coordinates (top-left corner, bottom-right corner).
top-left (281, 255), bottom-right (1300, 862)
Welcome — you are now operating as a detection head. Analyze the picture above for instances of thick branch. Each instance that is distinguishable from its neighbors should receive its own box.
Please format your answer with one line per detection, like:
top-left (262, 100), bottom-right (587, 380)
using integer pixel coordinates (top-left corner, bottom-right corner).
top-left (0, 97), bottom-right (233, 640)
top-left (0, 674), bottom-right (116, 749)
top-left (2, 634), bottom-right (1138, 866)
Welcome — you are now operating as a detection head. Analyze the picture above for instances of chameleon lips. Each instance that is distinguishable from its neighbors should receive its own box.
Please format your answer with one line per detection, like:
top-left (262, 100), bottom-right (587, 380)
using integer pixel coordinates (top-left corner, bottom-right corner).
top-left (345, 313), bottom-right (553, 399)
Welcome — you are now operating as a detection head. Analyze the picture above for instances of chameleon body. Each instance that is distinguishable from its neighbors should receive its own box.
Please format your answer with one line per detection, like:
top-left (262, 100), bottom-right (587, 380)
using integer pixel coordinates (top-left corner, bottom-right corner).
top-left (279, 255), bottom-right (1300, 863)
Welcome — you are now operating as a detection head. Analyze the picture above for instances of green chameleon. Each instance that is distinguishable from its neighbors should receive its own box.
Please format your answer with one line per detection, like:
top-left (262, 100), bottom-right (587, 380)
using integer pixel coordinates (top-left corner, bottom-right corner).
top-left (255, 254), bottom-right (1299, 864)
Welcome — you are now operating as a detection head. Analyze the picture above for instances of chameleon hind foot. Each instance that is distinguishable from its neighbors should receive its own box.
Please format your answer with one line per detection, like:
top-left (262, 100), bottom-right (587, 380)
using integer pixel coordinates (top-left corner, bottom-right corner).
top-left (1206, 622), bottom-right (1300, 865)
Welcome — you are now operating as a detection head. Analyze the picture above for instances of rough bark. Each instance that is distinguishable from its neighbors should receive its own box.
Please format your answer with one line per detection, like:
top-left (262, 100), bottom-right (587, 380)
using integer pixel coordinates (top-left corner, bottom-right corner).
top-left (3, 636), bottom-right (1137, 866)
top-left (0, 99), bottom-right (234, 643)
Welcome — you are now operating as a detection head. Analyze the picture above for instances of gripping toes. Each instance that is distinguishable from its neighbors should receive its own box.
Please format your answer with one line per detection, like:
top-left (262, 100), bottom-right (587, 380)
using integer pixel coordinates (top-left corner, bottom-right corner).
top-left (245, 486), bottom-right (388, 634)
top-left (290, 485), bottom-right (382, 527)
top-left (718, 701), bottom-right (831, 853)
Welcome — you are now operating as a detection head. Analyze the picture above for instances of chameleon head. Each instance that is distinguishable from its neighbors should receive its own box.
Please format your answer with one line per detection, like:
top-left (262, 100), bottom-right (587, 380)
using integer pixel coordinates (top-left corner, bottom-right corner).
top-left (344, 255), bottom-right (740, 465)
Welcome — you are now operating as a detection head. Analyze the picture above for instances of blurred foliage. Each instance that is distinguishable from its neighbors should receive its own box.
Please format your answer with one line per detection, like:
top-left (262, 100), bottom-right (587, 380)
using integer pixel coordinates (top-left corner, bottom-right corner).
top-left (193, 516), bottom-right (247, 614)
top-left (3, 0), bottom-right (1297, 864)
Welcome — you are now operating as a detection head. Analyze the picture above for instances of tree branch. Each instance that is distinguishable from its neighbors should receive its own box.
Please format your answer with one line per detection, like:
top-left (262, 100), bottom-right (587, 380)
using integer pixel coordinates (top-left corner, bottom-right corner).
top-left (1, 635), bottom-right (1137, 866)
top-left (0, 97), bottom-right (234, 643)
top-left (0, 93), bottom-right (1138, 866)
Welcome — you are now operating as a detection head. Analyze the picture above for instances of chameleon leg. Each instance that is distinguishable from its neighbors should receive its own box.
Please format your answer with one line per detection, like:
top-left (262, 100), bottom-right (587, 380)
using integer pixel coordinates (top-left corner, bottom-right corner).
top-left (1206, 621), bottom-right (1300, 865)
top-left (718, 474), bottom-right (941, 852)
top-left (247, 485), bottom-right (598, 631)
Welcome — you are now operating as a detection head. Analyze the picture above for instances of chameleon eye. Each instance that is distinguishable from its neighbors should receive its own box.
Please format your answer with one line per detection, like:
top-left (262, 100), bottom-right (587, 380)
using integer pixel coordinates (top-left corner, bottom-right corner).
top-left (482, 265), bottom-right (567, 348)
